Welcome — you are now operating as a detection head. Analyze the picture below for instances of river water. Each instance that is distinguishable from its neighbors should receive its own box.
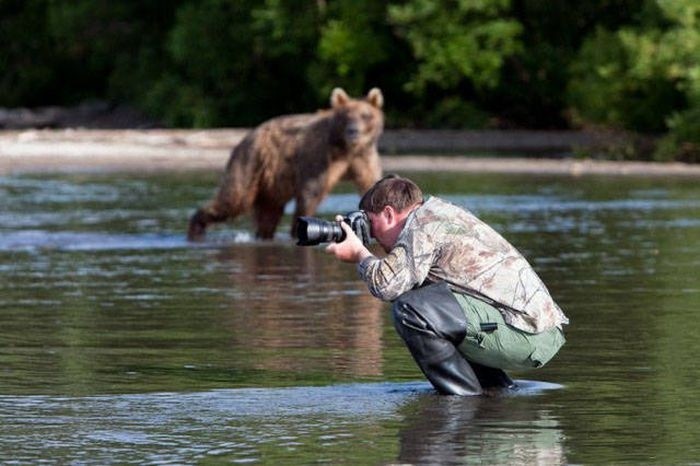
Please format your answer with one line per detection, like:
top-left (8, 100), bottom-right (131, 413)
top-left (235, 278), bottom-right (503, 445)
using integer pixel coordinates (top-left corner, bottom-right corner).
top-left (1, 170), bottom-right (699, 464)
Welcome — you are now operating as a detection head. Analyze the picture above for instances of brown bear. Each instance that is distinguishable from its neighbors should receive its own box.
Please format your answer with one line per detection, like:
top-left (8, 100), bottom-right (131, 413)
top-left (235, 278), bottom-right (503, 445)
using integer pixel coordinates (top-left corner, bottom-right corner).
top-left (187, 87), bottom-right (384, 241)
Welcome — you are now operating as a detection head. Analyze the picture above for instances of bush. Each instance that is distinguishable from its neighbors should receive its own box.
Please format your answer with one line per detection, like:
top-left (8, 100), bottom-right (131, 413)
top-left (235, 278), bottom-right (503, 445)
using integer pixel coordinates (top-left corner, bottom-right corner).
top-left (567, 0), bottom-right (700, 161)
top-left (654, 108), bottom-right (700, 162)
top-left (567, 28), bottom-right (685, 133)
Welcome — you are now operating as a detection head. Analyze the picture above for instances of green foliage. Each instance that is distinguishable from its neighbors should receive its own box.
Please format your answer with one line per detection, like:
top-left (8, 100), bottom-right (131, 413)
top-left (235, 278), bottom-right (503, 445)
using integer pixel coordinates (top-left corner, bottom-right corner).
top-left (0, 0), bottom-right (59, 106)
top-left (567, 0), bottom-right (700, 159)
top-left (0, 0), bottom-right (186, 109)
top-left (388, 0), bottom-right (522, 93)
top-left (492, 0), bottom-right (645, 129)
top-left (655, 108), bottom-right (700, 162)
top-left (153, 0), bottom-right (322, 127)
top-left (314, 1), bottom-right (391, 97)
top-left (422, 96), bottom-right (490, 129)
top-left (0, 0), bottom-right (697, 160)
top-left (567, 28), bottom-right (685, 132)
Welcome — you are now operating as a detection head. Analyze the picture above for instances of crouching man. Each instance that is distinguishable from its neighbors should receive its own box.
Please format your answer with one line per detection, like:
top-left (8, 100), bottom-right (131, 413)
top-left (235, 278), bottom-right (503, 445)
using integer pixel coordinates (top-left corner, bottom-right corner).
top-left (326, 175), bottom-right (568, 395)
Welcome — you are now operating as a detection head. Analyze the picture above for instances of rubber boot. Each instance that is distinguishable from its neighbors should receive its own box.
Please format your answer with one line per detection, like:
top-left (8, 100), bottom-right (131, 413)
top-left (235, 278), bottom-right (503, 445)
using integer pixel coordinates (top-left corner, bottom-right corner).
top-left (470, 360), bottom-right (516, 390)
top-left (397, 327), bottom-right (484, 396)
top-left (392, 282), bottom-right (483, 396)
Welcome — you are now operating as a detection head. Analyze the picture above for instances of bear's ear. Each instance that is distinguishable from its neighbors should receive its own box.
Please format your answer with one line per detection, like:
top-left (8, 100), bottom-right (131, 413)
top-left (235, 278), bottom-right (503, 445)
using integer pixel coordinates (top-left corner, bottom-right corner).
top-left (331, 88), bottom-right (349, 108)
top-left (367, 88), bottom-right (384, 109)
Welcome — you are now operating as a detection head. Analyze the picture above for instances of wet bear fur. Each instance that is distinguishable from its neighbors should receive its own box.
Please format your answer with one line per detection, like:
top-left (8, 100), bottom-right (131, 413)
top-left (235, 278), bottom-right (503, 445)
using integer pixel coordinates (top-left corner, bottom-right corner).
top-left (187, 88), bottom-right (384, 240)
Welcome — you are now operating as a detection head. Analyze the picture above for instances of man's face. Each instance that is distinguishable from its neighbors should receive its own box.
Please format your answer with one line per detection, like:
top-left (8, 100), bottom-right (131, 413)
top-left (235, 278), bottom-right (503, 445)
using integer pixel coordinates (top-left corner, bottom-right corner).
top-left (367, 207), bottom-right (400, 253)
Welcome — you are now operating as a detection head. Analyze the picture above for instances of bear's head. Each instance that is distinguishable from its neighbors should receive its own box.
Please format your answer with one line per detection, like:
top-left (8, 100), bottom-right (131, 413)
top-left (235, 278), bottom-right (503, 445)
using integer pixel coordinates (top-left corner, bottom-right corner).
top-left (329, 88), bottom-right (384, 151)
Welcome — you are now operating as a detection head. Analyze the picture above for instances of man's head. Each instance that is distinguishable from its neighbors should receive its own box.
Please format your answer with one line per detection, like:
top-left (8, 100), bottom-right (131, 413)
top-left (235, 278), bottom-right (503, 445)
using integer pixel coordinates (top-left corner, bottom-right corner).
top-left (359, 174), bottom-right (423, 213)
top-left (359, 175), bottom-right (424, 252)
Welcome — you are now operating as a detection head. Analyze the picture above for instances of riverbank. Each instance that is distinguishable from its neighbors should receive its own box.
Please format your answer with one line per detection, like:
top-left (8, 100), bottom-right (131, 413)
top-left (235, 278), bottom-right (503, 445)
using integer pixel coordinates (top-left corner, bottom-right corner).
top-left (2, 128), bottom-right (699, 177)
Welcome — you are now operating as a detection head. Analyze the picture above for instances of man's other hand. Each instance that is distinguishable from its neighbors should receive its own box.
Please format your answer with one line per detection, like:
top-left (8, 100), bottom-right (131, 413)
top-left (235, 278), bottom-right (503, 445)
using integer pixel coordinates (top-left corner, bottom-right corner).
top-left (325, 216), bottom-right (373, 263)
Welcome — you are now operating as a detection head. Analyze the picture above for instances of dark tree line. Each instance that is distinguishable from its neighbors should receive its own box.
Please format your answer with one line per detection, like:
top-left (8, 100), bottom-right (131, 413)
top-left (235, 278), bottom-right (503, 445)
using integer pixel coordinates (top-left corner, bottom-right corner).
top-left (1, 0), bottom-right (698, 161)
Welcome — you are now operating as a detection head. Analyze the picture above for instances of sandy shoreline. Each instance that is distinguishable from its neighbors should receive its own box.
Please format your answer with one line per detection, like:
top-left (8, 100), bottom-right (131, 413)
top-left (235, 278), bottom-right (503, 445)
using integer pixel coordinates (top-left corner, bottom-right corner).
top-left (2, 128), bottom-right (699, 177)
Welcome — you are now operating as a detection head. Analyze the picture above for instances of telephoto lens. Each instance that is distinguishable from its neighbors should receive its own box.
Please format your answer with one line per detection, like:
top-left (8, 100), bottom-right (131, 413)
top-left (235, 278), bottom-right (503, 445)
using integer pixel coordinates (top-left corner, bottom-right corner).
top-left (296, 210), bottom-right (370, 246)
top-left (296, 217), bottom-right (345, 246)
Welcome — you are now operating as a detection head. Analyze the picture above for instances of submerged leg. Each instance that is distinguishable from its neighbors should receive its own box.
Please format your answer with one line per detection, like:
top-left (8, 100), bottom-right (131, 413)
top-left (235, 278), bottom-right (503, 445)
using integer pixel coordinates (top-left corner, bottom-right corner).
top-left (395, 323), bottom-right (484, 396)
top-left (187, 200), bottom-right (228, 241)
top-left (254, 203), bottom-right (285, 239)
top-left (392, 283), bottom-right (483, 396)
top-left (469, 361), bottom-right (516, 390)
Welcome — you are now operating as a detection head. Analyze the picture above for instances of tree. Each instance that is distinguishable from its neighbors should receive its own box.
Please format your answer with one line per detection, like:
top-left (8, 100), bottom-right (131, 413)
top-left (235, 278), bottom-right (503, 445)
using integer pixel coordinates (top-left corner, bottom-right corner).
top-left (145, 0), bottom-right (322, 127)
top-left (0, 0), bottom-right (63, 106)
top-left (389, 0), bottom-right (522, 92)
top-left (567, 0), bottom-right (700, 160)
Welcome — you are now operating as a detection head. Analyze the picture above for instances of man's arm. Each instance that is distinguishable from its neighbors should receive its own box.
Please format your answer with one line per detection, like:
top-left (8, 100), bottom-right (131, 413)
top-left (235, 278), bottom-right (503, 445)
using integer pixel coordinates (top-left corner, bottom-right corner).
top-left (358, 245), bottom-right (418, 301)
top-left (327, 220), bottom-right (433, 301)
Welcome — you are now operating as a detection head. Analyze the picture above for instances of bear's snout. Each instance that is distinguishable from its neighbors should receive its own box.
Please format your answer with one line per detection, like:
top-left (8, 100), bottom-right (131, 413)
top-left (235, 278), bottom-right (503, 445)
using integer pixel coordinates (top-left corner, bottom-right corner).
top-left (344, 124), bottom-right (360, 142)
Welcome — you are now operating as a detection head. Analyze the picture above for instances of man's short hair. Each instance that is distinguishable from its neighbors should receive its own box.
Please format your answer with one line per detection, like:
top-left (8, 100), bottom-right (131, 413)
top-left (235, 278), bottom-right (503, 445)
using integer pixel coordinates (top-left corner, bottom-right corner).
top-left (359, 174), bottom-right (424, 213)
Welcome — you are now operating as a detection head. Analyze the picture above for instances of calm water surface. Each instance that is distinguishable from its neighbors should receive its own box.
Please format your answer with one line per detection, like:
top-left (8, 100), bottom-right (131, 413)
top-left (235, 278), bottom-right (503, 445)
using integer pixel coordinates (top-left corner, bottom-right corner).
top-left (1, 170), bottom-right (699, 464)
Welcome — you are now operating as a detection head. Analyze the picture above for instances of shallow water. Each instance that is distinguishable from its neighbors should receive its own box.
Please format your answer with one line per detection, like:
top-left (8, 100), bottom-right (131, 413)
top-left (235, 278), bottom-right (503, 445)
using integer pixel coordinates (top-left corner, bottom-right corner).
top-left (1, 170), bottom-right (700, 464)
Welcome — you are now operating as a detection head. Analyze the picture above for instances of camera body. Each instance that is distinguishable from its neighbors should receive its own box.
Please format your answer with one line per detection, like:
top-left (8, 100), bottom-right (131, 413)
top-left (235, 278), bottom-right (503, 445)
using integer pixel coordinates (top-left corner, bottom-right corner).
top-left (296, 210), bottom-right (371, 246)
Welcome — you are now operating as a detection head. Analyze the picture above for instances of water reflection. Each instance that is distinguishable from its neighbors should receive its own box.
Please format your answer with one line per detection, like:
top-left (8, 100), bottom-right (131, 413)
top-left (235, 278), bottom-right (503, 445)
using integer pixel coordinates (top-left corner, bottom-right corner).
top-left (0, 230), bottom-right (189, 251)
top-left (212, 245), bottom-right (385, 378)
top-left (0, 381), bottom-right (564, 465)
top-left (397, 388), bottom-right (565, 465)
top-left (1, 171), bottom-right (700, 464)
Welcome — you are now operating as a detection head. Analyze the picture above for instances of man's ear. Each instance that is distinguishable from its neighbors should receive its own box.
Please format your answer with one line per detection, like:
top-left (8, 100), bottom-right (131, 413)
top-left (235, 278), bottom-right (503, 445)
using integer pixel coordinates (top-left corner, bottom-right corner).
top-left (383, 205), bottom-right (396, 224)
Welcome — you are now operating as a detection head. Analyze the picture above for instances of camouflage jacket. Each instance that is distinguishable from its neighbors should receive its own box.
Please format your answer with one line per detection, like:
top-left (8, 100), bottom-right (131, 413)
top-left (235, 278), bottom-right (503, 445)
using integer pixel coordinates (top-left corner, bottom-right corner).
top-left (358, 196), bottom-right (569, 333)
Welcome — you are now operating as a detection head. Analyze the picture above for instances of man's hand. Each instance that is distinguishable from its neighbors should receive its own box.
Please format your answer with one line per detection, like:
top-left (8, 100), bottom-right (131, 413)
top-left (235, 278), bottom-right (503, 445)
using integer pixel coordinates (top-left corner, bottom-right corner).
top-left (325, 216), bottom-right (374, 263)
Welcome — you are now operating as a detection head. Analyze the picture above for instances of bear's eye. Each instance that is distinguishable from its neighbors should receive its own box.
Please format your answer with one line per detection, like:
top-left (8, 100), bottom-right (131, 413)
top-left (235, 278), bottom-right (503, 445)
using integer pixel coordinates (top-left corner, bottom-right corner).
top-left (361, 111), bottom-right (373, 121)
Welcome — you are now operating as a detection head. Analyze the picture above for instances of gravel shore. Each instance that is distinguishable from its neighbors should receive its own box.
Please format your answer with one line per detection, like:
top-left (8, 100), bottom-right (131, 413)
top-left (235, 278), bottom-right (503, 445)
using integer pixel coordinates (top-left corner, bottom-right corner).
top-left (2, 128), bottom-right (699, 177)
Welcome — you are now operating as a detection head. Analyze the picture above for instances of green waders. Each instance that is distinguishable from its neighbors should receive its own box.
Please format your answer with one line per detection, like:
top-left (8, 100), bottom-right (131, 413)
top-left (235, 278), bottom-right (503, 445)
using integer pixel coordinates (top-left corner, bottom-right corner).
top-left (392, 282), bottom-right (565, 396)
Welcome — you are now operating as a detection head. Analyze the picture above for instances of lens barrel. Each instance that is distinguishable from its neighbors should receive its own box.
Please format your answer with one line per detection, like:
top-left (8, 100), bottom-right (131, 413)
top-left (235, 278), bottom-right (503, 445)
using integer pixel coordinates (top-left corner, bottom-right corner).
top-left (296, 217), bottom-right (345, 246)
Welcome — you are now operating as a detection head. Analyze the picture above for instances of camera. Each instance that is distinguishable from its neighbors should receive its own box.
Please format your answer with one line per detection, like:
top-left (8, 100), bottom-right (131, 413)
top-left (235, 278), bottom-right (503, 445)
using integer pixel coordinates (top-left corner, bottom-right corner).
top-left (296, 210), bottom-right (371, 246)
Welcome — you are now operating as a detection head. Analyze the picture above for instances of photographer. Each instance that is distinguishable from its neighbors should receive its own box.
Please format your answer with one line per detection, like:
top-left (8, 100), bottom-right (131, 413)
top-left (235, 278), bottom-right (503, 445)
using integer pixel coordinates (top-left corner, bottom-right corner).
top-left (325, 175), bottom-right (568, 396)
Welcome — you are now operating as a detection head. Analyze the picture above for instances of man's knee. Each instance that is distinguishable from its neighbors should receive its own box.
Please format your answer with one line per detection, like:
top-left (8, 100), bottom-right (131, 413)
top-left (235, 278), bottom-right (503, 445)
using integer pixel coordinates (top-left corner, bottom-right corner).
top-left (391, 300), bottom-right (423, 341)
top-left (392, 282), bottom-right (467, 344)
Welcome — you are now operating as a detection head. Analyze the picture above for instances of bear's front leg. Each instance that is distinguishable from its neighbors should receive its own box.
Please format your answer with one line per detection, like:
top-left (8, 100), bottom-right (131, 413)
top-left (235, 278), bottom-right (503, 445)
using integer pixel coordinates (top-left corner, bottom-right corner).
top-left (253, 201), bottom-right (286, 240)
top-left (292, 179), bottom-right (328, 238)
